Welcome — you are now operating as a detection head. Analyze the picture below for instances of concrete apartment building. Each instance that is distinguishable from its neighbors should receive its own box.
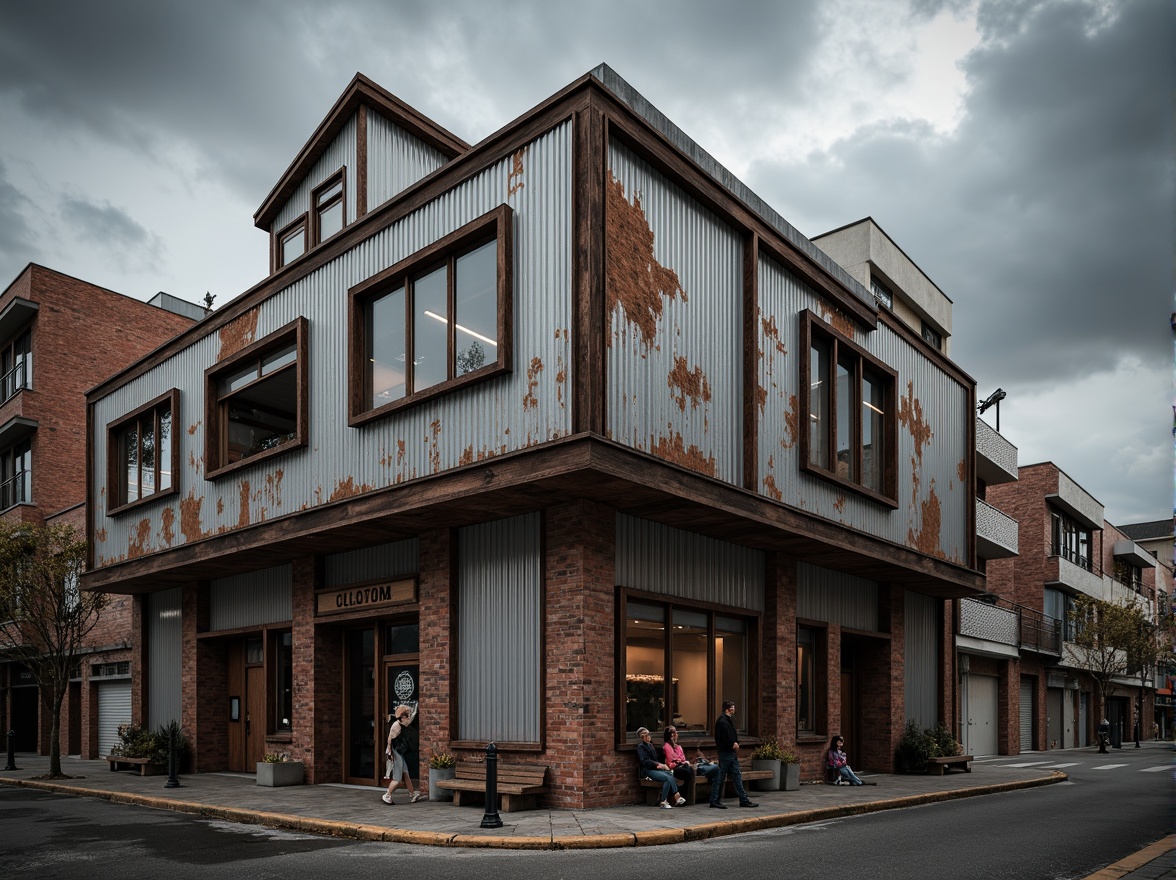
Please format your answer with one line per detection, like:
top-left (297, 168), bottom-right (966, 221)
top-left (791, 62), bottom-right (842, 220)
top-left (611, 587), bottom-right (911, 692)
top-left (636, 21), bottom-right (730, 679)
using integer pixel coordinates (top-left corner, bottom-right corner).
top-left (0, 264), bottom-right (200, 758)
top-left (80, 67), bottom-right (987, 807)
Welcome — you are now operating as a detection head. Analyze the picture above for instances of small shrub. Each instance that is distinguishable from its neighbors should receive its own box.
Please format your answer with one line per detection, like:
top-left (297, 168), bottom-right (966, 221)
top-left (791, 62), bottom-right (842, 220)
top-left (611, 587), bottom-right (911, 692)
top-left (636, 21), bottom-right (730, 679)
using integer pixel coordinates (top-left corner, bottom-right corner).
top-left (751, 739), bottom-right (785, 761)
top-left (929, 723), bottom-right (962, 758)
top-left (780, 751), bottom-right (800, 765)
top-left (429, 751), bottom-right (456, 770)
top-left (262, 751), bottom-right (291, 764)
top-left (895, 720), bottom-right (935, 773)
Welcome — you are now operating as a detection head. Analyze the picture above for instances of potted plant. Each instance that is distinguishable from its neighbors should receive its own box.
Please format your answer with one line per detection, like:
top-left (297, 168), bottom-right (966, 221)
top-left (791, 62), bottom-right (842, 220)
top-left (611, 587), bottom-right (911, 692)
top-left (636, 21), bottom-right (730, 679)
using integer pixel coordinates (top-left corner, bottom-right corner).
top-left (750, 739), bottom-right (785, 791)
top-left (256, 751), bottom-right (304, 787)
top-left (780, 750), bottom-right (801, 791)
top-left (428, 750), bottom-right (456, 801)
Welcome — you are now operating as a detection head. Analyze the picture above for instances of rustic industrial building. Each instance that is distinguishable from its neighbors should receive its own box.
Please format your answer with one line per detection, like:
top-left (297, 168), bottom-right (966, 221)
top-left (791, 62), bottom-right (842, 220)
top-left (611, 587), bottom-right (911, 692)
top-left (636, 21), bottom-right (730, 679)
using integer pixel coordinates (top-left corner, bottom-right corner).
top-left (80, 67), bottom-right (986, 806)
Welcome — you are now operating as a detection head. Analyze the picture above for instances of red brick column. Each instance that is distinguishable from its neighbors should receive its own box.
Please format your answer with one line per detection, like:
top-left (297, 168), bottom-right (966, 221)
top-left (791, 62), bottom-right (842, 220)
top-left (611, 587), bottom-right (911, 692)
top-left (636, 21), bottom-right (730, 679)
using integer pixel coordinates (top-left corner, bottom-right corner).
top-left (183, 581), bottom-right (227, 771)
top-left (290, 556), bottom-right (324, 779)
top-left (762, 553), bottom-right (798, 751)
top-left (997, 657), bottom-right (1017, 755)
top-left (417, 528), bottom-right (452, 787)
top-left (542, 500), bottom-right (618, 809)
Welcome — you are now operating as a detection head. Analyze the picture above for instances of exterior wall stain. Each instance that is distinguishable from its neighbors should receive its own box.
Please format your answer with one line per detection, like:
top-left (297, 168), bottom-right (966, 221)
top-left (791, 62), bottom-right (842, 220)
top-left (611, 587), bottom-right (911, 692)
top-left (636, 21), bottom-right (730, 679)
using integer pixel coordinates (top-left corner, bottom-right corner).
top-left (763, 461), bottom-right (783, 501)
top-left (238, 480), bottom-right (251, 528)
top-left (522, 356), bottom-right (544, 409)
top-left (507, 146), bottom-right (526, 197)
top-left (128, 518), bottom-right (152, 559)
top-left (818, 304), bottom-right (856, 340)
top-left (666, 356), bottom-right (711, 413)
top-left (459, 445), bottom-right (475, 466)
top-left (161, 508), bottom-right (175, 546)
top-left (898, 381), bottom-right (934, 463)
top-left (187, 421), bottom-right (201, 436)
top-left (216, 309), bottom-right (259, 361)
top-left (605, 175), bottom-right (687, 349)
top-left (188, 450), bottom-right (202, 474)
top-left (782, 394), bottom-right (798, 449)
top-left (650, 431), bottom-right (716, 477)
top-left (428, 418), bottom-right (442, 473)
top-left (834, 496), bottom-right (846, 513)
top-left (95, 527), bottom-right (107, 543)
top-left (263, 471), bottom-right (284, 512)
top-left (216, 498), bottom-right (224, 516)
top-left (957, 458), bottom-right (967, 483)
top-left (556, 364), bottom-right (567, 407)
top-left (761, 313), bottom-right (787, 356)
top-left (330, 476), bottom-right (373, 502)
top-left (179, 489), bottom-right (207, 543)
top-left (907, 484), bottom-right (944, 558)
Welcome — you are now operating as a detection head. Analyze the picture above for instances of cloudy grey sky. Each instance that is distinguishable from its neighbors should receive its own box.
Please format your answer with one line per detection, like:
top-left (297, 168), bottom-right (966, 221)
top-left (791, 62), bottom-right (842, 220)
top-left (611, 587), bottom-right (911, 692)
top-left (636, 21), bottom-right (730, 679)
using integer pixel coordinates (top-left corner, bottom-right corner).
top-left (0, 0), bottom-right (1170, 526)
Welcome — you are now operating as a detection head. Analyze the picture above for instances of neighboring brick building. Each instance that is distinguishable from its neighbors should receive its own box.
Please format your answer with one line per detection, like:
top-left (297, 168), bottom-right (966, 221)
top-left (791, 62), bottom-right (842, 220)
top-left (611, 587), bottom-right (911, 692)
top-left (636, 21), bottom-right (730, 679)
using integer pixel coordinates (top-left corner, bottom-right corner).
top-left (0, 264), bottom-right (200, 759)
top-left (81, 68), bottom-right (984, 806)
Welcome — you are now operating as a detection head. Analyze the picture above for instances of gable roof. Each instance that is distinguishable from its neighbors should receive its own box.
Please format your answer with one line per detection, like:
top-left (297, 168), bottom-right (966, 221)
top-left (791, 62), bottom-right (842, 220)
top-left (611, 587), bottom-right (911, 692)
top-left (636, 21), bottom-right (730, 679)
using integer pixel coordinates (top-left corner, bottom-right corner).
top-left (1118, 519), bottom-right (1174, 541)
top-left (253, 72), bottom-right (470, 230)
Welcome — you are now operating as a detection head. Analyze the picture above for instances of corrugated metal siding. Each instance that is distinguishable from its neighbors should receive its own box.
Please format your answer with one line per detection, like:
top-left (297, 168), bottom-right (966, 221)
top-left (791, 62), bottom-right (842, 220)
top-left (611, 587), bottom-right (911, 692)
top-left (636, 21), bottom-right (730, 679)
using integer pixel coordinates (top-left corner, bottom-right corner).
top-left (457, 513), bottom-right (541, 742)
top-left (146, 587), bottom-right (182, 728)
top-left (904, 590), bottom-right (940, 728)
top-left (757, 255), bottom-right (970, 564)
top-left (796, 562), bottom-right (878, 630)
top-left (209, 564), bottom-right (292, 631)
top-left (325, 539), bottom-right (419, 587)
top-left (97, 681), bottom-right (131, 758)
top-left (273, 113), bottom-right (359, 233)
top-left (90, 122), bottom-right (572, 567)
top-left (366, 110), bottom-right (450, 210)
top-left (616, 514), bottom-right (763, 611)
top-left (606, 141), bottom-right (742, 485)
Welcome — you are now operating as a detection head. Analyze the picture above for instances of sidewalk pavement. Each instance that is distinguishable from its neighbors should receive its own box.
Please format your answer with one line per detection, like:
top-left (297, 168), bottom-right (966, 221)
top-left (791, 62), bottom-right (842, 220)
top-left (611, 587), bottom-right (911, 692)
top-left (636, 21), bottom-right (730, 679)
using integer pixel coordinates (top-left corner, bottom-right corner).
top-left (0, 752), bottom-right (1064, 849)
top-left (1085, 835), bottom-right (1175, 880)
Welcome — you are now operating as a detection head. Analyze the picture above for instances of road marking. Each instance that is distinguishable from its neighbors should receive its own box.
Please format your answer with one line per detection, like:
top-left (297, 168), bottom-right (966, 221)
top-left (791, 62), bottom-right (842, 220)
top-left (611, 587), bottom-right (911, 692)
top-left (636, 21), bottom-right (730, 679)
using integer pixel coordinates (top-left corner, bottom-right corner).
top-left (1001, 761), bottom-right (1054, 767)
top-left (1045, 762), bottom-right (1081, 768)
top-left (1140, 766), bottom-right (1171, 773)
top-left (1091, 764), bottom-right (1127, 770)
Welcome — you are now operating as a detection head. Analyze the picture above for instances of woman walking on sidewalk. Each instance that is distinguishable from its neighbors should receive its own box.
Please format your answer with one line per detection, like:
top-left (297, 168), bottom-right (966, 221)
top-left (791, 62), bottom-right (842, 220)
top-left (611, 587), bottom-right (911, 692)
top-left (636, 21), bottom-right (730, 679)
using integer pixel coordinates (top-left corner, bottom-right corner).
top-left (382, 704), bottom-right (423, 805)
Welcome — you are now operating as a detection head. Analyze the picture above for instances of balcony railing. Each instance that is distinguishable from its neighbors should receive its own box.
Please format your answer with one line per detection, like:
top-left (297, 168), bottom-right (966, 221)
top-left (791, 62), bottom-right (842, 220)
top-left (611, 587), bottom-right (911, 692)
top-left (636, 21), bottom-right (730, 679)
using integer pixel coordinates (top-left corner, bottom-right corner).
top-left (959, 595), bottom-right (1062, 655)
top-left (975, 417), bottom-right (1018, 485)
top-left (976, 498), bottom-right (1018, 559)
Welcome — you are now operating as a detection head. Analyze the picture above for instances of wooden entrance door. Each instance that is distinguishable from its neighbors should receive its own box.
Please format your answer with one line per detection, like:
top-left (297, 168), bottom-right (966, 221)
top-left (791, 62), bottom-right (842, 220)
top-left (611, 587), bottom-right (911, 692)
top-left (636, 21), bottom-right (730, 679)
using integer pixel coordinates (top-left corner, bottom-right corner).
top-left (227, 638), bottom-right (267, 771)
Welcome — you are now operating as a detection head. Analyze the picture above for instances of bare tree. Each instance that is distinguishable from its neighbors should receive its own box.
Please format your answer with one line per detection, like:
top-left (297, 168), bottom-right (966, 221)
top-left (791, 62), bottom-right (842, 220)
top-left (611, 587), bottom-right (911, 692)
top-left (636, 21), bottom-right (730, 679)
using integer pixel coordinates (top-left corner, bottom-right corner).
top-left (0, 522), bottom-right (104, 777)
top-left (1066, 594), bottom-right (1139, 723)
top-left (1127, 605), bottom-right (1176, 746)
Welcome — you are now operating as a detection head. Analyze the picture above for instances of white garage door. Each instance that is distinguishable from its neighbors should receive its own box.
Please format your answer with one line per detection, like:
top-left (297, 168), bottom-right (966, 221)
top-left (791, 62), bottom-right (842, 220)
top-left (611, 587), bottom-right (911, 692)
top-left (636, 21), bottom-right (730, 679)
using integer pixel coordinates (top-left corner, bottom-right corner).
top-left (965, 673), bottom-right (999, 757)
top-left (97, 681), bottom-right (132, 758)
top-left (1019, 678), bottom-right (1034, 752)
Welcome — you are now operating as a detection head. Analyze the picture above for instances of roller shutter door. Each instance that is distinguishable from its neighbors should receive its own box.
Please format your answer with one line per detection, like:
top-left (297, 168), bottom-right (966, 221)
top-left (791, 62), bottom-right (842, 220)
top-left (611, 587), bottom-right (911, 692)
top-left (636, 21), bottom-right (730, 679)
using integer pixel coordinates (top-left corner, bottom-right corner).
top-left (97, 681), bottom-right (131, 758)
top-left (1019, 678), bottom-right (1034, 752)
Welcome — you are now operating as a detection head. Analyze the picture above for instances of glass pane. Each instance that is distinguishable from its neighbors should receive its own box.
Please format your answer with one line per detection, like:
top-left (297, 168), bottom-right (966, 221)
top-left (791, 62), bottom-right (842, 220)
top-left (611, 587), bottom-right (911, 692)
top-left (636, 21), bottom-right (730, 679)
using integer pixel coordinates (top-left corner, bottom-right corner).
top-left (281, 228), bottom-right (304, 265)
top-left (220, 362), bottom-right (259, 395)
top-left (384, 623), bottom-right (420, 656)
top-left (797, 627), bottom-right (815, 734)
top-left (385, 663), bottom-right (419, 780)
top-left (223, 371), bottom-right (297, 463)
top-left (347, 629), bottom-right (376, 779)
top-left (670, 609), bottom-right (707, 734)
top-left (141, 420), bottom-right (155, 496)
top-left (262, 343), bottom-right (296, 375)
top-left (454, 240), bottom-right (498, 376)
top-left (861, 371), bottom-right (884, 493)
top-left (412, 265), bottom-right (448, 391)
top-left (625, 602), bottom-right (665, 735)
top-left (318, 200), bottom-right (343, 241)
top-left (368, 287), bottom-right (406, 407)
top-left (318, 179), bottom-right (343, 203)
top-left (123, 425), bottom-right (139, 503)
top-left (159, 409), bottom-right (172, 491)
top-left (809, 340), bottom-right (829, 469)
top-left (245, 637), bottom-right (264, 665)
top-left (715, 620), bottom-right (748, 732)
top-left (274, 631), bottom-right (293, 732)
top-left (835, 360), bottom-right (855, 481)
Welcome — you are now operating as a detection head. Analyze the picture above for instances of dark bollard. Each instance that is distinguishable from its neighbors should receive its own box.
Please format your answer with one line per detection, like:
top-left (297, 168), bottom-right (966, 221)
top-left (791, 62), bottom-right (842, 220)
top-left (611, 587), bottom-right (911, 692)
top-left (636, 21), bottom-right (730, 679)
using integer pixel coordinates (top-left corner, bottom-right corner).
top-left (4, 730), bottom-right (16, 771)
top-left (164, 724), bottom-right (180, 788)
top-left (479, 742), bottom-right (503, 829)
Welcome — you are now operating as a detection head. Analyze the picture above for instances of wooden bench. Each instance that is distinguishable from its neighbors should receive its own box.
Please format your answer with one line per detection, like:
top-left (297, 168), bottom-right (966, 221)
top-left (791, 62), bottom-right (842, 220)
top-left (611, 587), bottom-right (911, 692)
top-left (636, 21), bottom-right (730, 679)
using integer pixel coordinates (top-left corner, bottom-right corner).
top-left (433, 762), bottom-right (549, 812)
top-left (925, 754), bottom-right (973, 775)
top-left (105, 756), bottom-right (161, 776)
top-left (639, 762), bottom-right (774, 806)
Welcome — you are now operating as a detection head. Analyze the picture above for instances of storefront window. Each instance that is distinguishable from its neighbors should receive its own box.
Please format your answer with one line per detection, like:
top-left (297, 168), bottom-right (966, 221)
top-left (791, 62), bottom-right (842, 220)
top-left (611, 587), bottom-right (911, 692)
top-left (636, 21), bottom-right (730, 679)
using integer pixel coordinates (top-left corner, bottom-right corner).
top-left (715, 616), bottom-right (748, 731)
top-left (797, 626), bottom-right (822, 736)
top-left (274, 630), bottom-right (292, 732)
top-left (625, 603), bottom-right (666, 735)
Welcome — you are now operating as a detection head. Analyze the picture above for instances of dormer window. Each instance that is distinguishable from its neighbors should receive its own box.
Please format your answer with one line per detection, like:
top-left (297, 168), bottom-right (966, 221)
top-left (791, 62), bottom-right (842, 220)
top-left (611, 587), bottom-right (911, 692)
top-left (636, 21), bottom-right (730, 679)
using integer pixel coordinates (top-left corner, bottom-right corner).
top-left (313, 169), bottom-right (346, 245)
top-left (276, 215), bottom-right (307, 268)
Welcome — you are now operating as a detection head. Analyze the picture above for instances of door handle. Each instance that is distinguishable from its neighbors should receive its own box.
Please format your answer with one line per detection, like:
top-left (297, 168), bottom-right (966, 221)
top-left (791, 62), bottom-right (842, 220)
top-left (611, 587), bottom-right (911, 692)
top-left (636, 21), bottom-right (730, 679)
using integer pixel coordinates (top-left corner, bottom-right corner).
top-left (246, 719), bottom-right (251, 735)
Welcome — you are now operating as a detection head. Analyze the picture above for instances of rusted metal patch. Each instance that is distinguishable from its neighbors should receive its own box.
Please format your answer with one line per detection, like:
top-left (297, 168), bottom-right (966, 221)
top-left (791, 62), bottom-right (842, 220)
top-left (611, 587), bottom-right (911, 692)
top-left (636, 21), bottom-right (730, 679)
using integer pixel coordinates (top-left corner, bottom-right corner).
top-left (428, 419), bottom-right (442, 473)
top-left (161, 508), bottom-right (175, 546)
top-left (818, 305), bottom-right (856, 340)
top-left (651, 432), bottom-right (716, 477)
top-left (523, 356), bottom-right (544, 409)
top-left (127, 518), bottom-right (152, 559)
top-left (238, 480), bottom-right (251, 528)
top-left (398, 439), bottom-right (407, 466)
top-left (217, 309), bottom-right (259, 361)
top-left (459, 445), bottom-right (475, 466)
top-left (761, 314), bottom-right (787, 356)
top-left (188, 450), bottom-right (202, 474)
top-left (263, 471), bottom-right (283, 513)
top-left (330, 477), bottom-right (373, 502)
top-left (907, 484), bottom-right (944, 558)
top-left (180, 489), bottom-right (207, 543)
top-left (757, 385), bottom-right (768, 413)
top-left (763, 459), bottom-right (782, 501)
top-left (667, 357), bottom-right (711, 413)
top-left (216, 498), bottom-right (224, 516)
top-left (782, 394), bottom-right (798, 449)
top-left (957, 458), bottom-right (967, 483)
top-left (95, 527), bottom-right (107, 543)
top-left (898, 381), bottom-right (933, 463)
top-left (508, 147), bottom-right (526, 197)
top-left (833, 496), bottom-right (846, 513)
top-left (188, 421), bottom-right (201, 436)
top-left (605, 175), bottom-right (687, 348)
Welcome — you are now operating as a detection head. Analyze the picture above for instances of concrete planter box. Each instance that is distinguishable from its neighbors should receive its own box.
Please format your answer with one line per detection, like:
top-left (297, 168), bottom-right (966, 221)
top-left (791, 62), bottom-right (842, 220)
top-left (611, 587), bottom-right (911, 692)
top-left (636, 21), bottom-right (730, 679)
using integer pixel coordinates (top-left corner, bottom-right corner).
top-left (751, 758), bottom-right (781, 791)
top-left (428, 766), bottom-right (455, 801)
top-left (256, 761), bottom-right (304, 787)
top-left (782, 762), bottom-right (800, 791)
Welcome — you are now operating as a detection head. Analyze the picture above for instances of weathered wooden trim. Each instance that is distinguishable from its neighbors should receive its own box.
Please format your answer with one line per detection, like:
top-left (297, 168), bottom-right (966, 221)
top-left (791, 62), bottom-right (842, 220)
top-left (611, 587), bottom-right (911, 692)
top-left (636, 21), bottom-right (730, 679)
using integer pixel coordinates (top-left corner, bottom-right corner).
top-left (743, 233), bottom-right (759, 491)
top-left (572, 96), bottom-right (605, 436)
top-left (356, 104), bottom-right (368, 218)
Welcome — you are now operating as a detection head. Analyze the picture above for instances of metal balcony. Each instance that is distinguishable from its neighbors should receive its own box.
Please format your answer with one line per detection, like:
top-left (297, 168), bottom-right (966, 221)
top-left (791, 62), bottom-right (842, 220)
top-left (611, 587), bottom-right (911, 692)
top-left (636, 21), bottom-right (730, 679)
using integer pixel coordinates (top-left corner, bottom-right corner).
top-left (958, 596), bottom-right (1061, 657)
top-left (976, 498), bottom-right (1018, 559)
top-left (976, 417), bottom-right (1018, 486)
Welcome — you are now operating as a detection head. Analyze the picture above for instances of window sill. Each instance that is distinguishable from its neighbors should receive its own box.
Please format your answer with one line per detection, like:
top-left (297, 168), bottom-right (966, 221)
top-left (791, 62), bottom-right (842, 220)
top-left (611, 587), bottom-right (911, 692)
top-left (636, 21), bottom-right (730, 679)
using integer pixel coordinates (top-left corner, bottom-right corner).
top-left (449, 740), bottom-right (542, 753)
top-left (265, 734), bottom-right (293, 744)
top-left (107, 485), bottom-right (179, 518)
top-left (205, 438), bottom-right (306, 482)
top-left (796, 734), bottom-right (827, 745)
top-left (800, 462), bottom-right (899, 510)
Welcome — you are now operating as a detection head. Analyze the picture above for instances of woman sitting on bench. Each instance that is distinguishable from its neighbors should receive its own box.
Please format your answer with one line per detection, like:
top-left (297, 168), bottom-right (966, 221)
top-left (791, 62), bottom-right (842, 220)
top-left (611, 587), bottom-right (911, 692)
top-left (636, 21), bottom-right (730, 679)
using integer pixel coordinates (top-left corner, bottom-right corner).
top-left (637, 727), bottom-right (684, 809)
top-left (826, 735), bottom-right (865, 785)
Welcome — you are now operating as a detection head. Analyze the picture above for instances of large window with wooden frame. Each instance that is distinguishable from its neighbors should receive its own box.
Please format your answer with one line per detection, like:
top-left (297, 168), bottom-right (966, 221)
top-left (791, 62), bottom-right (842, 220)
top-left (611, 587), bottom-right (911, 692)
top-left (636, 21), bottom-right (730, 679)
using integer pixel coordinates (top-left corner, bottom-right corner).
top-left (0, 329), bottom-right (32, 404)
top-left (275, 214), bottom-right (307, 269)
top-left (0, 439), bottom-right (31, 511)
top-left (204, 318), bottom-right (308, 478)
top-left (348, 205), bottom-right (513, 425)
top-left (800, 310), bottom-right (897, 505)
top-left (796, 625), bottom-right (827, 736)
top-left (312, 169), bottom-right (346, 246)
top-left (621, 591), bottom-right (756, 743)
top-left (107, 390), bottom-right (180, 513)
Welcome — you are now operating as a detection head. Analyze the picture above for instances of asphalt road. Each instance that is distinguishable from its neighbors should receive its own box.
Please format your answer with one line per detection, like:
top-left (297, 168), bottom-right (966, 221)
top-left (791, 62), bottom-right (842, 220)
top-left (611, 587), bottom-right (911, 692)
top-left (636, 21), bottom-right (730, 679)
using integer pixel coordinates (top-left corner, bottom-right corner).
top-left (1, 746), bottom-right (1170, 880)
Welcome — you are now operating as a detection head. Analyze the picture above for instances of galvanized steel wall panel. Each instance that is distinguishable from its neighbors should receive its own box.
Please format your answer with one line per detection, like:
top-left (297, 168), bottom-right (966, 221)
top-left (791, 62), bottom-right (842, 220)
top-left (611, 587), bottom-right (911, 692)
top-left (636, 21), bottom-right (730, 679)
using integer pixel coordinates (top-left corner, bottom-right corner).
top-left (146, 587), bottom-right (183, 728)
top-left (325, 539), bottom-right (419, 587)
top-left (366, 110), bottom-right (449, 210)
top-left (273, 113), bottom-right (358, 233)
top-left (457, 513), bottom-right (540, 742)
top-left (616, 514), bottom-right (764, 611)
top-left (90, 122), bottom-right (572, 567)
top-left (796, 562), bottom-right (879, 631)
top-left (904, 590), bottom-right (940, 727)
top-left (757, 256), bottom-right (970, 564)
top-left (606, 142), bottom-right (743, 485)
top-left (209, 564), bottom-right (292, 631)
